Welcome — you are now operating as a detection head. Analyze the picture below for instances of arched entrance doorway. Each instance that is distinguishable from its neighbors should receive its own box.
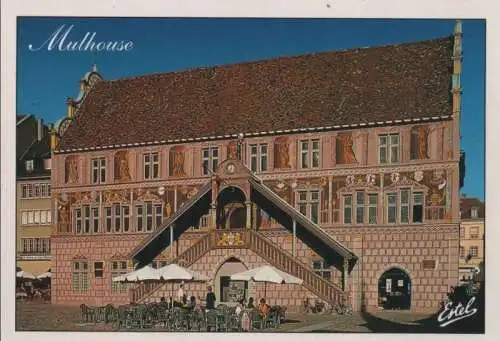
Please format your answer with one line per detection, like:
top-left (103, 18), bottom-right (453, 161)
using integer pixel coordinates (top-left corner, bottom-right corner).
top-left (215, 257), bottom-right (249, 303)
top-left (378, 268), bottom-right (411, 310)
top-left (217, 186), bottom-right (246, 230)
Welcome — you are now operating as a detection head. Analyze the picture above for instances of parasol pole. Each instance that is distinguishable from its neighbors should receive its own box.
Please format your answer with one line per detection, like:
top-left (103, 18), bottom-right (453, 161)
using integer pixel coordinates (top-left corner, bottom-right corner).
top-left (264, 281), bottom-right (267, 301)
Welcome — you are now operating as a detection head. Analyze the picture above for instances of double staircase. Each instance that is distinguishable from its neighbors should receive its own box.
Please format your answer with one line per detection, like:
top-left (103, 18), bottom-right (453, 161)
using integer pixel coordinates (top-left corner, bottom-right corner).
top-left (131, 230), bottom-right (347, 306)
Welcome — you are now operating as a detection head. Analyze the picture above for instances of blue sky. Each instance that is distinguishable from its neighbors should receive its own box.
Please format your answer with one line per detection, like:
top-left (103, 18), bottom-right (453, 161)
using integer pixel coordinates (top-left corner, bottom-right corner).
top-left (16, 18), bottom-right (485, 200)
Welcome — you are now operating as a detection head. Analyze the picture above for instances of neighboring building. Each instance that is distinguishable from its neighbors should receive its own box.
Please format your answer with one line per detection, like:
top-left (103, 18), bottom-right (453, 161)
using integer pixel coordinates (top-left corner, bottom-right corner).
top-left (16, 114), bottom-right (53, 276)
top-left (459, 196), bottom-right (484, 282)
top-left (49, 23), bottom-right (463, 313)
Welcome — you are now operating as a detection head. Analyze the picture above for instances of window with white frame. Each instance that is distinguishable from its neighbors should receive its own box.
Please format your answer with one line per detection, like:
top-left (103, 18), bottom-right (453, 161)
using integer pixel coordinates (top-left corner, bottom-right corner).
top-left (379, 134), bottom-right (400, 164)
top-left (343, 194), bottom-right (353, 224)
top-left (387, 189), bottom-right (425, 224)
top-left (471, 207), bottom-right (479, 219)
top-left (299, 139), bottom-right (321, 169)
top-left (202, 147), bottom-right (219, 175)
top-left (104, 204), bottom-right (131, 233)
top-left (135, 203), bottom-right (162, 232)
top-left (368, 193), bottom-right (378, 224)
top-left (123, 206), bottom-right (130, 232)
top-left (83, 206), bottom-right (91, 233)
top-left (92, 207), bottom-right (100, 233)
top-left (400, 189), bottom-right (410, 224)
top-left (91, 158), bottom-right (106, 184)
top-left (143, 152), bottom-right (159, 180)
top-left (297, 190), bottom-right (320, 224)
top-left (312, 259), bottom-right (332, 280)
top-left (75, 205), bottom-right (99, 234)
top-left (343, 191), bottom-right (379, 225)
top-left (459, 246), bottom-right (465, 258)
top-left (412, 192), bottom-right (424, 223)
top-left (387, 193), bottom-right (397, 224)
top-left (355, 191), bottom-right (365, 224)
top-left (25, 160), bottom-right (34, 172)
top-left (72, 261), bottom-right (89, 292)
top-left (111, 261), bottom-right (128, 293)
top-left (21, 237), bottom-right (50, 254)
top-left (21, 183), bottom-right (51, 199)
top-left (250, 144), bottom-right (268, 172)
top-left (469, 246), bottom-right (478, 257)
top-left (20, 209), bottom-right (51, 225)
top-left (105, 207), bottom-right (112, 233)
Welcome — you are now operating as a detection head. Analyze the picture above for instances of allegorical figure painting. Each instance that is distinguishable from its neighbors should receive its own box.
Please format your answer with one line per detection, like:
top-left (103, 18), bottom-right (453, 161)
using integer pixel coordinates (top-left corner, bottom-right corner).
top-left (411, 125), bottom-right (430, 160)
top-left (274, 136), bottom-right (291, 169)
top-left (114, 150), bottom-right (131, 181)
top-left (169, 145), bottom-right (186, 177)
top-left (336, 133), bottom-right (357, 164)
top-left (227, 141), bottom-right (238, 159)
top-left (65, 155), bottom-right (79, 184)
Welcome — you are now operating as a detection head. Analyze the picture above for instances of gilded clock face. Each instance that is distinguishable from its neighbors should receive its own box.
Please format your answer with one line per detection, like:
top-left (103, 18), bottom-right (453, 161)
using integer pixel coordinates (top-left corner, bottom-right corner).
top-left (227, 164), bottom-right (236, 173)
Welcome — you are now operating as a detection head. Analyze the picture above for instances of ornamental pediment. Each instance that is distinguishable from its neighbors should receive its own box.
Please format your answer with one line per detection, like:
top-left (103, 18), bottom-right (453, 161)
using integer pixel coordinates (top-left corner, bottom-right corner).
top-left (216, 159), bottom-right (252, 179)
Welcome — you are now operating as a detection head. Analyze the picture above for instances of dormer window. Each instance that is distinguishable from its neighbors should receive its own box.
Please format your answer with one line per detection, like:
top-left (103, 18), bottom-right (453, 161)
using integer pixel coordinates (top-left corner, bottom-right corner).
top-left (25, 160), bottom-right (34, 172)
top-left (471, 207), bottom-right (478, 219)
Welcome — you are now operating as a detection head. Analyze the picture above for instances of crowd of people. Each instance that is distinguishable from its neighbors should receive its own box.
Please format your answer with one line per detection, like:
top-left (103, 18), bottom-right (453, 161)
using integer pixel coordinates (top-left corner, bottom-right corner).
top-left (158, 283), bottom-right (272, 318)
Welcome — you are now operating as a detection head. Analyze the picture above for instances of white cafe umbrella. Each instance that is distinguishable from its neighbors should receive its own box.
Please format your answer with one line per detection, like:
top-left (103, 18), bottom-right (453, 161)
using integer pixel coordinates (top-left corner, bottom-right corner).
top-left (156, 263), bottom-right (207, 299)
top-left (17, 271), bottom-right (35, 280)
top-left (157, 263), bottom-right (206, 282)
top-left (230, 265), bottom-right (303, 300)
top-left (112, 265), bottom-right (162, 282)
top-left (37, 272), bottom-right (52, 280)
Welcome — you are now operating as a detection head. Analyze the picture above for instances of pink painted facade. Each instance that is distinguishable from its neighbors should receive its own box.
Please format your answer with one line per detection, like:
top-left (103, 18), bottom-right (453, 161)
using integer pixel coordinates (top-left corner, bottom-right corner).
top-left (51, 118), bottom-right (461, 313)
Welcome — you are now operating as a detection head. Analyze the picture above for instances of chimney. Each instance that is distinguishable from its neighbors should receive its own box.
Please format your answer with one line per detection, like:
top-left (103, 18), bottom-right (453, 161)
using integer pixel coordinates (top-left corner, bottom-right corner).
top-left (37, 118), bottom-right (43, 141)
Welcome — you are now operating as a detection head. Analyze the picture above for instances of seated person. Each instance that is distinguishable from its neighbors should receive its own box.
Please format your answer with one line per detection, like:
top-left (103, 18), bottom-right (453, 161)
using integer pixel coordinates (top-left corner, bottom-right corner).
top-left (235, 299), bottom-right (244, 316)
top-left (258, 298), bottom-right (270, 316)
top-left (187, 296), bottom-right (196, 310)
top-left (195, 296), bottom-right (203, 312)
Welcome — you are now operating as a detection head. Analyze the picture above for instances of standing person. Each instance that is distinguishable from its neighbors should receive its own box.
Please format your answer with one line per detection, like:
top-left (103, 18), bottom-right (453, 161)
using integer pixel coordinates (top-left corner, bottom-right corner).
top-left (177, 282), bottom-right (185, 303)
top-left (247, 297), bottom-right (255, 309)
top-left (205, 286), bottom-right (216, 310)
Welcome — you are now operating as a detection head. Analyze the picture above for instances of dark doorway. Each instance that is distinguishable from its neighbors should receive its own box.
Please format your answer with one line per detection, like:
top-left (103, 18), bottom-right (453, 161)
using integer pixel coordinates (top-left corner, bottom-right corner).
top-left (220, 276), bottom-right (248, 302)
top-left (378, 268), bottom-right (411, 310)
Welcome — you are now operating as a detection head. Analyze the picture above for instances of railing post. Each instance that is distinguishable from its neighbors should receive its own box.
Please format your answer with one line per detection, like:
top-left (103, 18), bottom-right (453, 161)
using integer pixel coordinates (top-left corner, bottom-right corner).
top-left (245, 201), bottom-right (252, 229)
top-left (292, 220), bottom-right (296, 258)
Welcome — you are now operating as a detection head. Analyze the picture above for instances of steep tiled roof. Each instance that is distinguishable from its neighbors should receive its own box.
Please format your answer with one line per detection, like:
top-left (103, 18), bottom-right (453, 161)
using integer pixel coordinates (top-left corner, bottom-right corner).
top-left (57, 36), bottom-right (454, 152)
top-left (460, 198), bottom-right (485, 220)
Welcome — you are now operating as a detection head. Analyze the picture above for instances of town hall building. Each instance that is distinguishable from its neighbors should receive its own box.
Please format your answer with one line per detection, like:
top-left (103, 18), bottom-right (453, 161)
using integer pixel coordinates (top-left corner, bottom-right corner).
top-left (49, 23), bottom-right (464, 313)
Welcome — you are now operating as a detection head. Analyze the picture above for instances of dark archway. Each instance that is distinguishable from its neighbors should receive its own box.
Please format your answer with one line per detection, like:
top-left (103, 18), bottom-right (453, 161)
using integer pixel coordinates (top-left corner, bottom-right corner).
top-left (217, 186), bottom-right (246, 230)
top-left (214, 257), bottom-right (249, 303)
top-left (378, 268), bottom-right (412, 310)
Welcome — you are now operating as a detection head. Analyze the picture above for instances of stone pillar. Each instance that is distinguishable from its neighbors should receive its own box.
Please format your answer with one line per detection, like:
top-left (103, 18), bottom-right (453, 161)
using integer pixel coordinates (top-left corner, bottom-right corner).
top-left (211, 203), bottom-right (217, 229)
top-left (246, 201), bottom-right (252, 229)
top-left (170, 225), bottom-right (174, 259)
top-left (252, 203), bottom-right (258, 229)
top-left (343, 258), bottom-right (349, 291)
top-left (328, 177), bottom-right (333, 224)
top-left (292, 220), bottom-right (297, 257)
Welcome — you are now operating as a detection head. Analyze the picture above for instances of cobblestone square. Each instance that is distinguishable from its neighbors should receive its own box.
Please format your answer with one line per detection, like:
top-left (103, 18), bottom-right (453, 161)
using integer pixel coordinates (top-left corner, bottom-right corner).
top-left (16, 302), bottom-right (437, 333)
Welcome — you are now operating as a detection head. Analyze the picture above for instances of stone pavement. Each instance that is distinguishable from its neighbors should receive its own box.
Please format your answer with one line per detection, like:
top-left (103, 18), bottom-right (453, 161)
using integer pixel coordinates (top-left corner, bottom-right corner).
top-left (15, 301), bottom-right (435, 333)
